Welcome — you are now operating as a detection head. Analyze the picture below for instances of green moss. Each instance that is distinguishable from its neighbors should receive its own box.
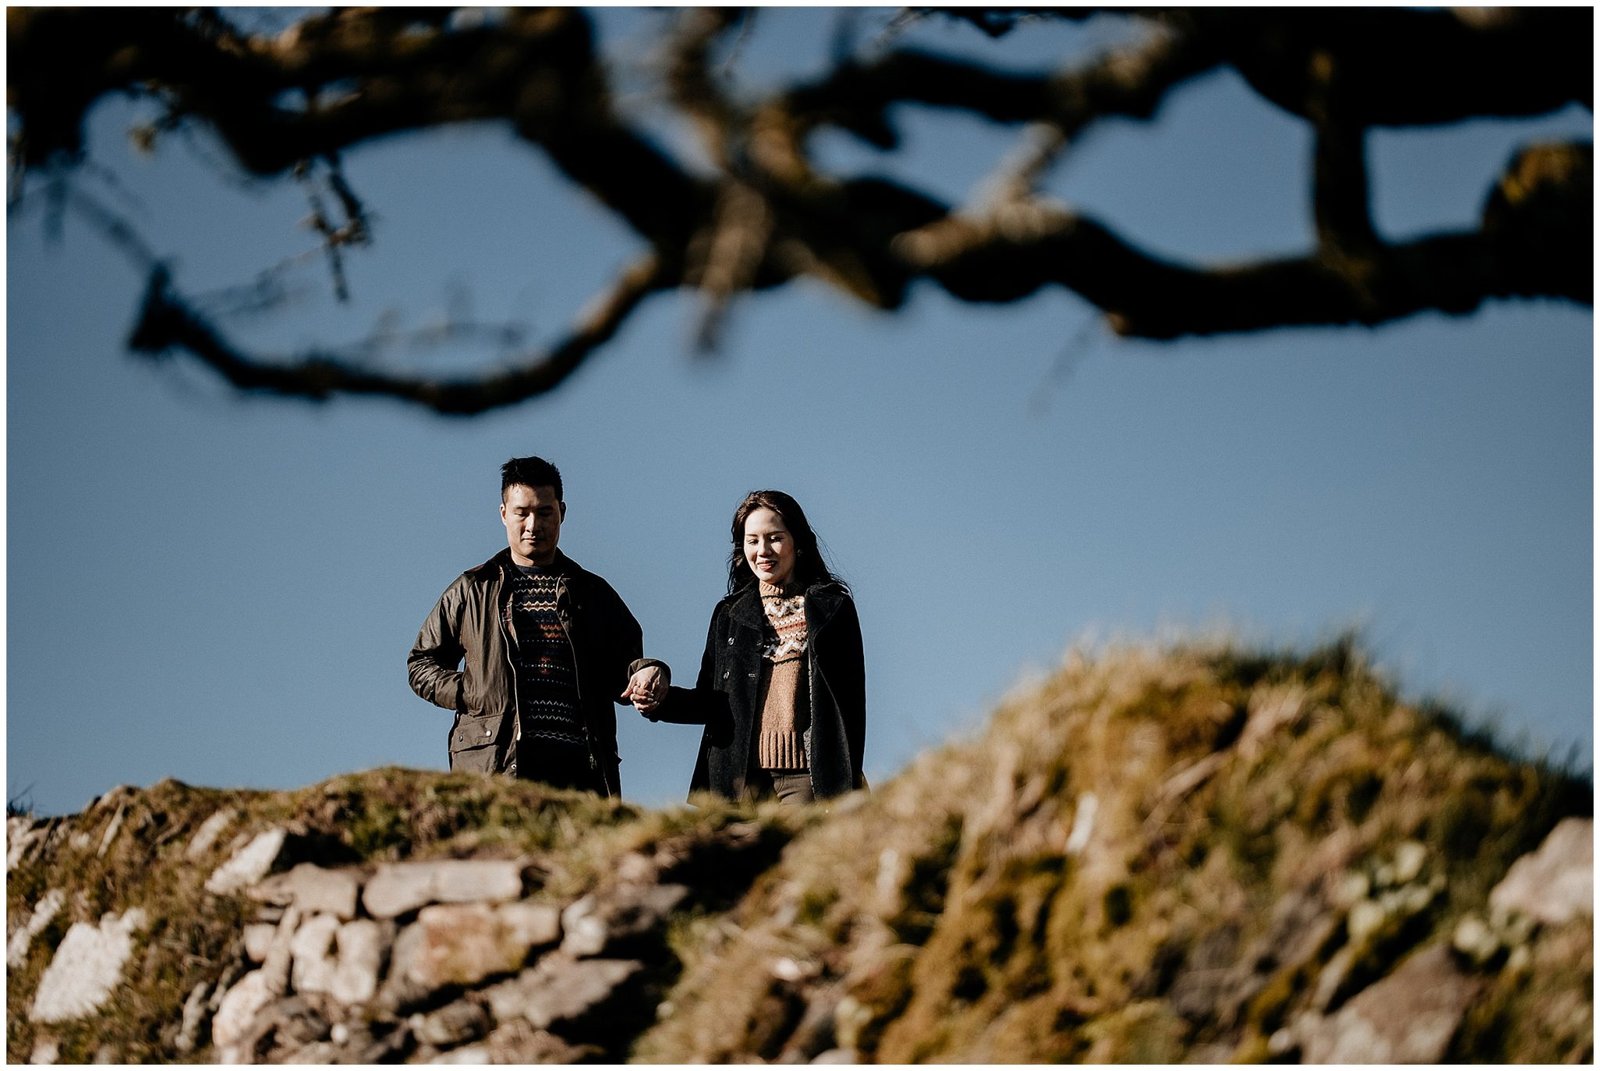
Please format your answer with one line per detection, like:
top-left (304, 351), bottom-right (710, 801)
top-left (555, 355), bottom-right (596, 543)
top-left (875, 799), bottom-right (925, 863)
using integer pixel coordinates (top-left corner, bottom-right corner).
top-left (342, 792), bottom-right (414, 858)
top-left (1081, 1001), bottom-right (1188, 1063)
top-left (1229, 1033), bottom-right (1273, 1063)
top-left (1244, 960), bottom-right (1313, 1034)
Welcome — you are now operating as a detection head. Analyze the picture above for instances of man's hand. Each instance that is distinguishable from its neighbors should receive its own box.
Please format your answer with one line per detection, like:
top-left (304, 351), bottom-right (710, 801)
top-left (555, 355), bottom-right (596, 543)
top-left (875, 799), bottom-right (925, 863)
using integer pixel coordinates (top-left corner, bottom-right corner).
top-left (623, 664), bottom-right (666, 714)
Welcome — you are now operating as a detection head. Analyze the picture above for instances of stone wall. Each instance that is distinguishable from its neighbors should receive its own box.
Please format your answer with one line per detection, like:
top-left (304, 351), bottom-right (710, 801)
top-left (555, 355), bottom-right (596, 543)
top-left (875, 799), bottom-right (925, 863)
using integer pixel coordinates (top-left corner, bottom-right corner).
top-left (9, 793), bottom-right (782, 1065)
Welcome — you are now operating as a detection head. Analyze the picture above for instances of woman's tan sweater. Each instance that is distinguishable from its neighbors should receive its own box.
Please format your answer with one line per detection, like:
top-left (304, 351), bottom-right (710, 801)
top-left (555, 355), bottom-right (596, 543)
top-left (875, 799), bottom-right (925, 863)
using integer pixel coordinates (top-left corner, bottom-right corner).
top-left (757, 580), bottom-right (809, 769)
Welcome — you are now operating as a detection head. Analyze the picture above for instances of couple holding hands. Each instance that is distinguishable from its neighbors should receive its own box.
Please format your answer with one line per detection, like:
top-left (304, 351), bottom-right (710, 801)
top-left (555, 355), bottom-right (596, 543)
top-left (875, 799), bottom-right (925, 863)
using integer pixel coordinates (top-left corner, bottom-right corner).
top-left (407, 456), bottom-right (866, 807)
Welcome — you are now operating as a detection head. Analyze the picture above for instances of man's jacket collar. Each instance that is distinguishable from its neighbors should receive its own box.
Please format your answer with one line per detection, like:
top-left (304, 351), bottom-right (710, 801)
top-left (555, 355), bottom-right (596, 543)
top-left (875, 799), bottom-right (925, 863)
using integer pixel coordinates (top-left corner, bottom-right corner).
top-left (471, 547), bottom-right (585, 580)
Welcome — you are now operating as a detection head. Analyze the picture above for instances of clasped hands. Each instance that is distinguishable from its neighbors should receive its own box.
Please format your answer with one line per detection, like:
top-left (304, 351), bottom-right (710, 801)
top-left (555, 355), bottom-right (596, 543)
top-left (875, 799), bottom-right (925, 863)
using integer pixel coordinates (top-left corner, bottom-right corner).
top-left (622, 665), bottom-right (666, 715)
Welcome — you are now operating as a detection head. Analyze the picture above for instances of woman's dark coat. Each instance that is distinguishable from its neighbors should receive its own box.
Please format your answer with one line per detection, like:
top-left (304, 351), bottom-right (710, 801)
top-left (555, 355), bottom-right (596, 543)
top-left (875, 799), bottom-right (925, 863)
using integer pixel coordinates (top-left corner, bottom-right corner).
top-left (647, 581), bottom-right (865, 801)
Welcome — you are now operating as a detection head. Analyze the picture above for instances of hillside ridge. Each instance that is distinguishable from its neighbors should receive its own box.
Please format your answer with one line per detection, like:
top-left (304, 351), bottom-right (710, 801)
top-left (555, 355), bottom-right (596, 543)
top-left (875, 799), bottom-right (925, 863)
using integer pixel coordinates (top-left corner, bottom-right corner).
top-left (6, 638), bottom-right (1592, 1063)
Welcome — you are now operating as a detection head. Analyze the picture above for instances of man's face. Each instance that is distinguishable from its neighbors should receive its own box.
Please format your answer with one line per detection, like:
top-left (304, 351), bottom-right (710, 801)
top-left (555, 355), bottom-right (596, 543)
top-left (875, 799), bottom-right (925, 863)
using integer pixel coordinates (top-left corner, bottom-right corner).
top-left (501, 483), bottom-right (565, 566)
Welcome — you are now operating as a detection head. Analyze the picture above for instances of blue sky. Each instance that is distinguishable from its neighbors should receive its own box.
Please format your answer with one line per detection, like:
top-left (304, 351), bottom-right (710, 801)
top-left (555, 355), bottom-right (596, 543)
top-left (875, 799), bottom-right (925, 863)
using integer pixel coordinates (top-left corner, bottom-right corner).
top-left (7, 9), bottom-right (1592, 816)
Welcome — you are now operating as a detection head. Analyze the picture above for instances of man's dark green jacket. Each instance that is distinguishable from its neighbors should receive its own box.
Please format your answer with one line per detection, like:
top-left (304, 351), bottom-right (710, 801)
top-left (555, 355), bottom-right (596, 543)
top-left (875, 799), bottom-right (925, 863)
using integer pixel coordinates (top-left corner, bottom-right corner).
top-left (408, 548), bottom-right (661, 797)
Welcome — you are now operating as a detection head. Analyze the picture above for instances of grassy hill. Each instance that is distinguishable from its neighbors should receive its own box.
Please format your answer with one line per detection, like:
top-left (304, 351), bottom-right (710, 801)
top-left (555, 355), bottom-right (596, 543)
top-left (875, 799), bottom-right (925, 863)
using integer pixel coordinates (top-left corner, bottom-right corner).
top-left (7, 637), bottom-right (1590, 1063)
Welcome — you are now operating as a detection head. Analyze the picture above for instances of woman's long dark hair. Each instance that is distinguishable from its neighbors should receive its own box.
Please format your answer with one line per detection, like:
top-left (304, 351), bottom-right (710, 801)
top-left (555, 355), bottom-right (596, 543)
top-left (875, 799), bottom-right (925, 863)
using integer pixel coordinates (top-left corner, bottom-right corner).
top-left (726, 490), bottom-right (847, 596)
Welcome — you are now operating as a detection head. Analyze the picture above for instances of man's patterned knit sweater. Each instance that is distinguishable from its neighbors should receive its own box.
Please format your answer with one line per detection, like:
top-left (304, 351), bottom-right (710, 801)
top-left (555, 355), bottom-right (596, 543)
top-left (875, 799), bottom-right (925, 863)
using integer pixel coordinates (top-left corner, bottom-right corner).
top-left (504, 565), bottom-right (586, 750)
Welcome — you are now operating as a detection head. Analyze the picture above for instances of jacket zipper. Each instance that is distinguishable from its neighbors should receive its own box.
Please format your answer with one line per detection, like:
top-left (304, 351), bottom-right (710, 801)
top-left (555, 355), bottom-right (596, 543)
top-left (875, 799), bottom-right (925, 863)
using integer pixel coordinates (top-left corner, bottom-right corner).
top-left (499, 569), bottom-right (522, 775)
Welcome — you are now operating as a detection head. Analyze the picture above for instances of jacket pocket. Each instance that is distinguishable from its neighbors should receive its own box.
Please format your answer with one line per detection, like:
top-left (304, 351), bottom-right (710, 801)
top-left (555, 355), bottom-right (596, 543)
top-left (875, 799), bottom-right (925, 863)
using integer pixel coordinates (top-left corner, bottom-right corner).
top-left (448, 712), bottom-right (505, 773)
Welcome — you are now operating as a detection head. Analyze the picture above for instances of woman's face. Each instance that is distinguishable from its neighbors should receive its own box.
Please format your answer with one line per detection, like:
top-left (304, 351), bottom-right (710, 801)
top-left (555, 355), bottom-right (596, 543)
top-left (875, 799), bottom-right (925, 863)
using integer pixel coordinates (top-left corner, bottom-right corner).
top-left (743, 507), bottom-right (797, 587)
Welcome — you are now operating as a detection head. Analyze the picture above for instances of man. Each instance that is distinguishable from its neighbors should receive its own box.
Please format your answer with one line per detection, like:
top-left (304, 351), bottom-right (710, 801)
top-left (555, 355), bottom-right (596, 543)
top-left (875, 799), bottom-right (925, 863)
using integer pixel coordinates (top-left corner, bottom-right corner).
top-left (408, 456), bottom-right (666, 796)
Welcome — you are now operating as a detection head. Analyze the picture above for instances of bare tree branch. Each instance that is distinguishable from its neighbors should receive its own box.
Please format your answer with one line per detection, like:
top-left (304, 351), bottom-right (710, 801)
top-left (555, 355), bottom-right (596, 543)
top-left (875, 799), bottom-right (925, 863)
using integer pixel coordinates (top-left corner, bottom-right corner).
top-left (1177, 8), bottom-right (1593, 126)
top-left (127, 254), bottom-right (672, 416)
top-left (7, 6), bottom-right (1592, 415)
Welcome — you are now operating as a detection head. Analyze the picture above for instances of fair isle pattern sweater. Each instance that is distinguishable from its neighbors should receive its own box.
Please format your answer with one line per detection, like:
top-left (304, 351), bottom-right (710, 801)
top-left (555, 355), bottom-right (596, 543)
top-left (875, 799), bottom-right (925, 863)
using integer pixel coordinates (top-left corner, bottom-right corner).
top-left (503, 566), bottom-right (586, 750)
top-left (758, 580), bottom-right (809, 770)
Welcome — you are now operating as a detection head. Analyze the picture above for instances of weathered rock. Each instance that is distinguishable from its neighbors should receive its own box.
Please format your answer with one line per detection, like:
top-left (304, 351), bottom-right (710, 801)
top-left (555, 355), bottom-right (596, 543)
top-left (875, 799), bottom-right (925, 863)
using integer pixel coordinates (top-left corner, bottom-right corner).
top-left (94, 804), bottom-right (128, 859)
top-left (560, 882), bottom-right (689, 956)
top-left (483, 953), bottom-right (645, 1032)
top-left (9, 888), bottom-right (66, 968)
top-left (212, 970), bottom-right (279, 1050)
top-left (483, 1018), bottom-right (608, 1062)
top-left (389, 901), bottom-right (563, 996)
top-left (428, 1045), bottom-right (491, 1065)
top-left (239, 994), bottom-right (332, 1063)
top-left (242, 923), bottom-right (277, 964)
top-left (212, 906), bottom-right (298, 1052)
top-left (185, 809), bottom-right (237, 861)
top-left (85, 785), bottom-right (134, 813)
top-left (173, 980), bottom-right (212, 1055)
top-left (1299, 944), bottom-right (1482, 1063)
top-left (410, 999), bottom-right (491, 1047)
top-left (289, 913), bottom-right (342, 995)
top-left (1452, 913), bottom-right (1502, 967)
top-left (29, 908), bottom-right (147, 1023)
top-left (274, 1039), bottom-right (344, 1064)
top-left (1065, 792), bottom-right (1098, 855)
top-left (446, 1019), bottom-right (605, 1063)
top-left (501, 900), bottom-right (564, 947)
top-left (8, 817), bottom-right (53, 872)
top-left (810, 1048), bottom-right (858, 1064)
top-left (832, 994), bottom-right (874, 1054)
top-left (1346, 898), bottom-right (1388, 944)
top-left (332, 918), bottom-right (391, 1005)
top-left (1388, 840), bottom-right (1428, 887)
top-left (205, 828), bottom-right (292, 895)
top-left (362, 859), bottom-right (531, 919)
top-left (363, 862), bottom-right (443, 921)
top-left (1489, 817), bottom-right (1593, 926)
top-left (250, 863), bottom-right (362, 919)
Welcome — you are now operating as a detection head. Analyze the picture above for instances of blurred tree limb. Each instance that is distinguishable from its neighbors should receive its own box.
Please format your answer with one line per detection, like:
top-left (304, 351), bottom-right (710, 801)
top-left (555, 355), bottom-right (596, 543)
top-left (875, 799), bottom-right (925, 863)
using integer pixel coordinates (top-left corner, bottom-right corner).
top-left (7, 6), bottom-right (1592, 415)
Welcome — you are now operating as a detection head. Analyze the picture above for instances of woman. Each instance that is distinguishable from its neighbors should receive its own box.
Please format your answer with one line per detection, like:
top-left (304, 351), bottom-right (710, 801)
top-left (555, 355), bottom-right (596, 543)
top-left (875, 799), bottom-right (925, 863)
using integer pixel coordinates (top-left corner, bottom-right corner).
top-left (633, 490), bottom-right (866, 804)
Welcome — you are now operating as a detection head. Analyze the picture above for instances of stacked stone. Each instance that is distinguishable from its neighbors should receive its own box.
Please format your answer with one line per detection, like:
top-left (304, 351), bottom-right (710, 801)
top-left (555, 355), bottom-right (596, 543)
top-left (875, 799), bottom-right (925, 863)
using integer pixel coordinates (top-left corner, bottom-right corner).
top-left (190, 833), bottom-right (691, 1064)
top-left (9, 810), bottom-right (693, 1066)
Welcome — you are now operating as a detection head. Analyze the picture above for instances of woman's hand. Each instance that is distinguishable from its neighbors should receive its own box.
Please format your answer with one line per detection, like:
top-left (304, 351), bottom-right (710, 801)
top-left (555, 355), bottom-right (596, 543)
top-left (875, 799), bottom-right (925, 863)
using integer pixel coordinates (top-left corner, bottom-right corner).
top-left (625, 665), bottom-right (666, 714)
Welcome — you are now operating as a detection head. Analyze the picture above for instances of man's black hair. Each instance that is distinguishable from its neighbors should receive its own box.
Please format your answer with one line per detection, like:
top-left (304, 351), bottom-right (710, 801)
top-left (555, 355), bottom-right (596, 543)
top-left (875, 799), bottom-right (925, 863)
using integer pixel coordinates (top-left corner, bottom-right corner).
top-left (501, 456), bottom-right (563, 502)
